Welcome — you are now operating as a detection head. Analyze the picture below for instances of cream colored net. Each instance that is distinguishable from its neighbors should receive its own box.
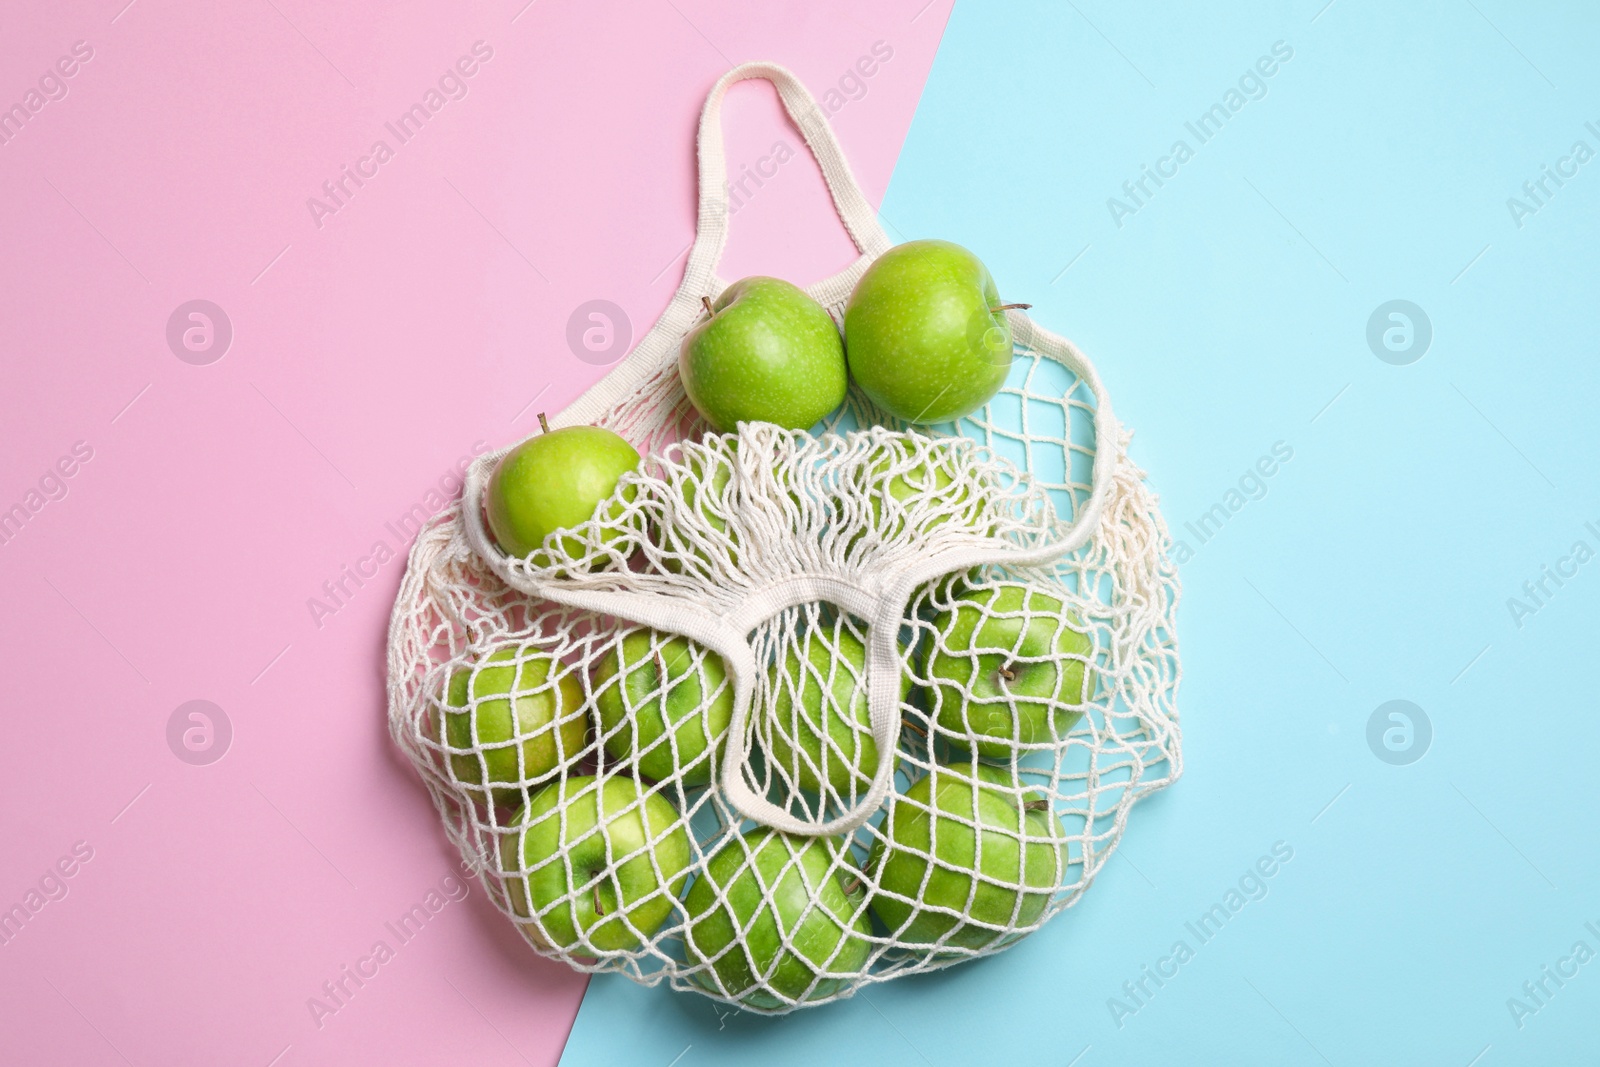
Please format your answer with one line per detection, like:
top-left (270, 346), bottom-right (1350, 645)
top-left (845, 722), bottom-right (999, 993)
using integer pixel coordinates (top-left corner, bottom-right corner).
top-left (385, 62), bottom-right (1181, 1013)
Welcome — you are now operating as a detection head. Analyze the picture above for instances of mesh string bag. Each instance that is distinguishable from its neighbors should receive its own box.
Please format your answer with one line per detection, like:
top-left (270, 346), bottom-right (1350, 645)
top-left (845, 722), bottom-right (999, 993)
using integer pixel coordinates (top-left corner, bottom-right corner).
top-left (387, 62), bottom-right (1182, 1012)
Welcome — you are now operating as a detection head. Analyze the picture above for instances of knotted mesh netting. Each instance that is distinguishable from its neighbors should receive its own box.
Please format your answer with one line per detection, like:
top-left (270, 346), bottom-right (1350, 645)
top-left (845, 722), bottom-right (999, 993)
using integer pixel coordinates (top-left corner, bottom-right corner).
top-left (386, 305), bottom-right (1182, 1011)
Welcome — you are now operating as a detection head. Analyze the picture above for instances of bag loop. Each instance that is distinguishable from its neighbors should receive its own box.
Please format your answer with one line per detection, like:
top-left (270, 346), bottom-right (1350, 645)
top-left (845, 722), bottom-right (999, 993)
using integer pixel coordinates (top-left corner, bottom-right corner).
top-left (552, 63), bottom-right (891, 432)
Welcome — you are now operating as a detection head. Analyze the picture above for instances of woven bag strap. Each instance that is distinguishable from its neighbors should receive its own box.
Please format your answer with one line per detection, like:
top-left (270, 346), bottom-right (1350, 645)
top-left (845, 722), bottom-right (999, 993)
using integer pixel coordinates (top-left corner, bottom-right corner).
top-left (683, 61), bottom-right (893, 290)
top-left (553, 63), bottom-right (890, 430)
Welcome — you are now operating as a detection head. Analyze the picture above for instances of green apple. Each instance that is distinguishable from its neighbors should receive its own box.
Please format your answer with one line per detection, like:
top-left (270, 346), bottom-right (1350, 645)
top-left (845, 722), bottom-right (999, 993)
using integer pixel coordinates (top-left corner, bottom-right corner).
top-left (685, 829), bottom-right (872, 1007)
top-left (923, 583), bottom-right (1095, 759)
top-left (441, 648), bottom-right (587, 805)
top-left (844, 240), bottom-right (1020, 424)
top-left (867, 761), bottom-right (1066, 950)
top-left (659, 447), bottom-right (740, 573)
top-left (594, 630), bottom-right (734, 785)
top-left (869, 453), bottom-right (956, 524)
top-left (766, 622), bottom-right (911, 798)
top-left (486, 422), bottom-right (641, 562)
top-left (500, 775), bottom-right (692, 953)
top-left (847, 445), bottom-right (984, 551)
top-left (679, 277), bottom-right (848, 432)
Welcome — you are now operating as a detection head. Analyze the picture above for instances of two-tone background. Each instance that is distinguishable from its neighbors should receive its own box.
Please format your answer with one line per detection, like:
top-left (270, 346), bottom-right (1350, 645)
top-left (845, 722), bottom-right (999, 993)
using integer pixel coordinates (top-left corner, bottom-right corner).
top-left (3, 1), bottom-right (1598, 1063)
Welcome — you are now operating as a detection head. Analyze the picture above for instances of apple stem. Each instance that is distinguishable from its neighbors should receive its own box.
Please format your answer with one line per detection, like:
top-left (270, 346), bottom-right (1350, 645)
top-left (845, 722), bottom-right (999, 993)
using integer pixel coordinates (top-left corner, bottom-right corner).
top-left (996, 664), bottom-right (1017, 685)
top-left (593, 882), bottom-right (606, 917)
top-left (990, 303), bottom-right (1032, 312)
top-left (701, 295), bottom-right (714, 317)
top-left (901, 717), bottom-right (928, 740)
top-left (1024, 799), bottom-right (1051, 812)
top-left (842, 875), bottom-right (864, 896)
top-left (537, 412), bottom-right (551, 434)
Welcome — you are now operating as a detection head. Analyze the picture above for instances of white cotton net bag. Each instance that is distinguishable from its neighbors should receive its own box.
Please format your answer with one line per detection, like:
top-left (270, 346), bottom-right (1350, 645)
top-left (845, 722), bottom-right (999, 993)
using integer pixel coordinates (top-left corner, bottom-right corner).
top-left (386, 62), bottom-right (1182, 1012)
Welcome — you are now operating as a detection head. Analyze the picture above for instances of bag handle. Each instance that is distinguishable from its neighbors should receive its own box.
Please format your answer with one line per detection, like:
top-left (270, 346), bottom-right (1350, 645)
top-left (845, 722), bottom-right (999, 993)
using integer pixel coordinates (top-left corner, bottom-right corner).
top-left (680, 62), bottom-right (893, 298)
top-left (549, 62), bottom-right (891, 431)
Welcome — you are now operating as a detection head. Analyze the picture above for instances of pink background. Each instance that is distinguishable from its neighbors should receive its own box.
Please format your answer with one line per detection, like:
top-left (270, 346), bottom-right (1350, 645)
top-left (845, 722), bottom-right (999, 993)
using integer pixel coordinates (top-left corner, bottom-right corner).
top-left (0, 1), bottom-right (950, 1063)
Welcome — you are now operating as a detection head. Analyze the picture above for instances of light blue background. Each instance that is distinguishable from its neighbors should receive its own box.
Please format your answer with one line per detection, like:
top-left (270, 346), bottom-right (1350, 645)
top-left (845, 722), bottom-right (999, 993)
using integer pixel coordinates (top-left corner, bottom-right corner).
top-left (561, 1), bottom-right (1600, 1062)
